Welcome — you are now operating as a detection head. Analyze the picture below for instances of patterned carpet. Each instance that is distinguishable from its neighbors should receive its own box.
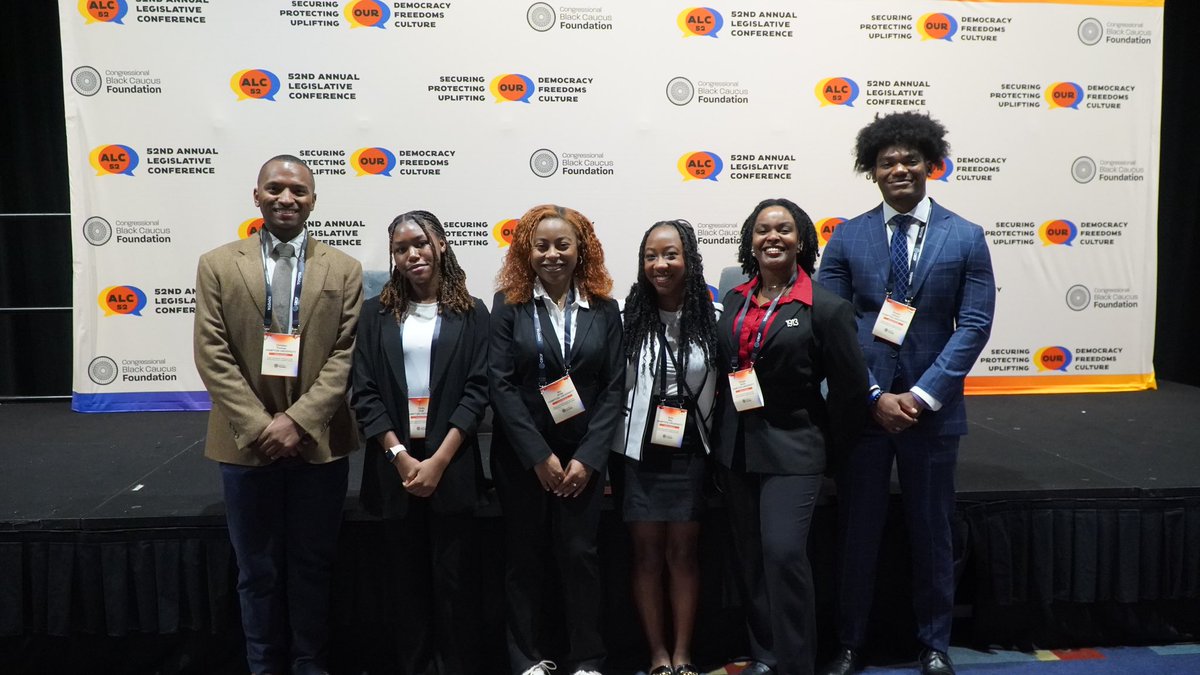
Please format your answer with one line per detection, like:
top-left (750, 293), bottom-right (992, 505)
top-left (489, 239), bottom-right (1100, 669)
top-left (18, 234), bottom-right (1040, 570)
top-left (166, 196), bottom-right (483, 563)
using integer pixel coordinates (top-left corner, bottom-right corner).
top-left (672, 644), bottom-right (1200, 674)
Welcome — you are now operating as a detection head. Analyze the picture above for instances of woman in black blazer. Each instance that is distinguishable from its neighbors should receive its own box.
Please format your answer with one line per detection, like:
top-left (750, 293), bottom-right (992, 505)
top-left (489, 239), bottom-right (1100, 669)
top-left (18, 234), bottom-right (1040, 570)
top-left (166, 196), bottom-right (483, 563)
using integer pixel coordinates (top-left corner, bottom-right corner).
top-left (489, 204), bottom-right (624, 675)
top-left (351, 210), bottom-right (490, 675)
top-left (712, 198), bottom-right (867, 675)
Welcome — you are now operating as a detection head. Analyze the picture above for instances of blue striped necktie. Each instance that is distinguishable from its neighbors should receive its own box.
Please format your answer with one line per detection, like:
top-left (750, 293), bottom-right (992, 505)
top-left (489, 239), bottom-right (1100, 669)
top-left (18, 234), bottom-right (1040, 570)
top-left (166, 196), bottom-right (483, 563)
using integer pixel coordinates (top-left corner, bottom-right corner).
top-left (889, 214), bottom-right (915, 301)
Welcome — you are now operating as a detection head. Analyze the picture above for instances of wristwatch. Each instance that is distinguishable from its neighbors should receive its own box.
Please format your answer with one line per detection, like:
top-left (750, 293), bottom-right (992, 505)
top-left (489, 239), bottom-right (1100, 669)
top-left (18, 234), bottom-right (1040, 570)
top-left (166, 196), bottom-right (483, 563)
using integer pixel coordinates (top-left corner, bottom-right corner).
top-left (385, 443), bottom-right (407, 463)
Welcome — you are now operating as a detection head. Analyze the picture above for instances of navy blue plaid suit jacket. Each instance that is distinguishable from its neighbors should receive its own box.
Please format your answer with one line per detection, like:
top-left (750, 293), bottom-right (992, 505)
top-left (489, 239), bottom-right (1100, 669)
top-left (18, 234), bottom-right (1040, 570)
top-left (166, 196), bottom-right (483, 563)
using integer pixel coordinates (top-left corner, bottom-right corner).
top-left (817, 199), bottom-right (995, 436)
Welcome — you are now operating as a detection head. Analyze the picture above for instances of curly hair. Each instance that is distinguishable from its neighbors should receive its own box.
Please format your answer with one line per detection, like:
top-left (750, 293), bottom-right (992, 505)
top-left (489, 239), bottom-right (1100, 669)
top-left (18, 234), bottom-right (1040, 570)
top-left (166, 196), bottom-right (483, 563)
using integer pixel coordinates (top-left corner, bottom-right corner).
top-left (853, 111), bottom-right (950, 175)
top-left (737, 198), bottom-right (820, 278)
top-left (495, 204), bottom-right (613, 305)
top-left (378, 210), bottom-right (474, 319)
top-left (622, 220), bottom-right (720, 375)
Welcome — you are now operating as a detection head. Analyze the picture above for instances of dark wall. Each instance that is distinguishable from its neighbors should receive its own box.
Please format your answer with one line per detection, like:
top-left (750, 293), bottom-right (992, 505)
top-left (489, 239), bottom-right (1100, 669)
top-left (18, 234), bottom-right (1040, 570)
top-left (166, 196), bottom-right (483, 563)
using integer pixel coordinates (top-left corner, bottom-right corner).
top-left (1, 3), bottom-right (1197, 397)
top-left (0, 5), bottom-right (71, 398)
top-left (1152, 1), bottom-right (1200, 386)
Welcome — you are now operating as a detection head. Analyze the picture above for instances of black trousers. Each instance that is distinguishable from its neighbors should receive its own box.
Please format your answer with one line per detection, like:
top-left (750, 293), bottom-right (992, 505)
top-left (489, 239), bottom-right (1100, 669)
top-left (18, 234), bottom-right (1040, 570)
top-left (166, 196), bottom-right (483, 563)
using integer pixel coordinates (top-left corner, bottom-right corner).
top-left (377, 503), bottom-right (483, 675)
top-left (492, 445), bottom-right (606, 674)
top-left (720, 465), bottom-right (823, 675)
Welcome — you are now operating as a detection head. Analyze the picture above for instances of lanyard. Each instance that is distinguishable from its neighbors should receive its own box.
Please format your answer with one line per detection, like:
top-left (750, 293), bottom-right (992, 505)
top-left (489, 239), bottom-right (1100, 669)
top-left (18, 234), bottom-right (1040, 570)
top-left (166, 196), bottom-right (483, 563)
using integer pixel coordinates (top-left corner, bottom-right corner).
top-left (533, 286), bottom-right (575, 387)
top-left (655, 322), bottom-right (687, 399)
top-left (731, 270), bottom-right (796, 371)
top-left (884, 220), bottom-right (928, 304)
top-left (260, 228), bottom-right (306, 333)
top-left (400, 308), bottom-right (443, 390)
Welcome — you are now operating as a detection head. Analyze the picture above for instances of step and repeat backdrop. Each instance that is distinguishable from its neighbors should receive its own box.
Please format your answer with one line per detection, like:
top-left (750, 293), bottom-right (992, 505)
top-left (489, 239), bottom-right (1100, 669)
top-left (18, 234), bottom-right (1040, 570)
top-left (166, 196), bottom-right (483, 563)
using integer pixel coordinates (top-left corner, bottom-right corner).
top-left (61, 0), bottom-right (1163, 412)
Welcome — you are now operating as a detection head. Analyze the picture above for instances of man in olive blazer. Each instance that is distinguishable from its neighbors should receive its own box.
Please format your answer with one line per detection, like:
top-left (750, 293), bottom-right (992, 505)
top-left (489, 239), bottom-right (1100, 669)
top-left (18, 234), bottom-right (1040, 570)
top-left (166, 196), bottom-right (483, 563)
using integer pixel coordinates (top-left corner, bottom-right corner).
top-left (193, 155), bottom-right (362, 675)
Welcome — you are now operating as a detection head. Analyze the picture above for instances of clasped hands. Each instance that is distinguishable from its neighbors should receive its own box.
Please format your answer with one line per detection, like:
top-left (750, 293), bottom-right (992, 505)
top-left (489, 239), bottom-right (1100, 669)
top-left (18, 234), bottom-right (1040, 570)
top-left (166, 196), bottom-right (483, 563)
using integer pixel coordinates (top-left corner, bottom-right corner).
top-left (873, 391), bottom-right (924, 435)
top-left (392, 452), bottom-right (448, 499)
top-left (255, 412), bottom-right (313, 459)
top-left (534, 455), bottom-right (592, 498)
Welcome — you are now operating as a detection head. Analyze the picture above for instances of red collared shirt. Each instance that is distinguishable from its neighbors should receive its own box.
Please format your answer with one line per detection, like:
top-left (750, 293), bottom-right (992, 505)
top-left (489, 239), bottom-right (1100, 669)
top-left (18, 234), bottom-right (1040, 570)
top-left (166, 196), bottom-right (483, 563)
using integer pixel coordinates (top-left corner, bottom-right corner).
top-left (731, 267), bottom-right (814, 369)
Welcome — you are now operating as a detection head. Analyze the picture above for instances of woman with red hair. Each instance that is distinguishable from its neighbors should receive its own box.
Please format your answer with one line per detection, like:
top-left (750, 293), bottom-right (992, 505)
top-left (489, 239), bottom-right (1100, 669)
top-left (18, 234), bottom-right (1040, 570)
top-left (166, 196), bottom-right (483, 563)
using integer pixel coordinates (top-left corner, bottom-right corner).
top-left (489, 204), bottom-right (625, 675)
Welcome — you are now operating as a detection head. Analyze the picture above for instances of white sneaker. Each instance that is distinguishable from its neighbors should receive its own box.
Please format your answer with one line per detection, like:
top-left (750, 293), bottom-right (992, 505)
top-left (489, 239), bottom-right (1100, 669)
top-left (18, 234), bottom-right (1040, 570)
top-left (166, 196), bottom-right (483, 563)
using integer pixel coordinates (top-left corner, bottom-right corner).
top-left (572, 670), bottom-right (602, 675)
top-left (520, 660), bottom-right (557, 675)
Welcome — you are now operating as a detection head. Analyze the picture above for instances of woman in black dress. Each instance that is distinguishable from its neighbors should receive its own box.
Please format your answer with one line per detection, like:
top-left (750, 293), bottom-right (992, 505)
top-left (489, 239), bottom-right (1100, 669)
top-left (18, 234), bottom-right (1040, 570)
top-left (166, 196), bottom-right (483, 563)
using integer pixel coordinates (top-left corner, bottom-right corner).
top-left (615, 220), bottom-right (720, 675)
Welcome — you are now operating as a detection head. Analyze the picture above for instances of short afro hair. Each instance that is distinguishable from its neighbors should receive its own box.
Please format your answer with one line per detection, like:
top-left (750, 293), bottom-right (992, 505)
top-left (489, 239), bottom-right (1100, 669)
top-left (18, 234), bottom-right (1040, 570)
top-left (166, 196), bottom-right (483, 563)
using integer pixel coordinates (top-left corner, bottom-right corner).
top-left (853, 111), bottom-right (950, 175)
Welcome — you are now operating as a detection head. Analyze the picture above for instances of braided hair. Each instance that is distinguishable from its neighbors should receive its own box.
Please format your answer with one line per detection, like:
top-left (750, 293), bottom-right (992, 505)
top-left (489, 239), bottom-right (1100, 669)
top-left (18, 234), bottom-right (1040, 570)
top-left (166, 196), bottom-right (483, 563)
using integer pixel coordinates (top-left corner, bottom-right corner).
top-left (736, 198), bottom-right (819, 278)
top-left (622, 220), bottom-right (719, 375)
top-left (378, 210), bottom-right (474, 319)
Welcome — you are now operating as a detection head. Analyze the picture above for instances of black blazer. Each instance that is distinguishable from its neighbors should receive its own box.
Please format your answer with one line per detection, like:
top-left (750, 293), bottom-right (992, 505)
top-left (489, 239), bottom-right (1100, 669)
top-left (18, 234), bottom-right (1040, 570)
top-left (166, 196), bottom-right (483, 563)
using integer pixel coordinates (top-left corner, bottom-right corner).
top-left (351, 295), bottom-right (490, 518)
top-left (712, 277), bottom-right (867, 475)
top-left (488, 290), bottom-right (625, 472)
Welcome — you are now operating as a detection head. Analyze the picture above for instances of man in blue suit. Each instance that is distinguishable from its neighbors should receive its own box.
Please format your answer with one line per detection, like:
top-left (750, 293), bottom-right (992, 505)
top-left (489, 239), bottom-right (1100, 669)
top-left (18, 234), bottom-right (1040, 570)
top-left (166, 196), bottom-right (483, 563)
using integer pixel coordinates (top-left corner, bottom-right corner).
top-left (817, 112), bottom-right (995, 675)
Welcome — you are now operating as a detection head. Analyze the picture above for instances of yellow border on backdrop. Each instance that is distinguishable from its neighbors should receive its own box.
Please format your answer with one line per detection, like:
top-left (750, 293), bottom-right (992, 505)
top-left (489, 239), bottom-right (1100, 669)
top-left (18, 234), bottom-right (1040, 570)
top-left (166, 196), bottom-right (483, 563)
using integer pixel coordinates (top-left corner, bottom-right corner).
top-left (943, 0), bottom-right (1162, 7)
top-left (965, 373), bottom-right (1157, 395)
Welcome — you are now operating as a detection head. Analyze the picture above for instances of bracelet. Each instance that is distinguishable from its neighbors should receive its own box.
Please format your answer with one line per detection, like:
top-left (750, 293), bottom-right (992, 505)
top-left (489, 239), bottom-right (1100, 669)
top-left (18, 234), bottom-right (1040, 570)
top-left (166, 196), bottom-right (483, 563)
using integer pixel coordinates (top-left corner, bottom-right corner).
top-left (868, 388), bottom-right (884, 407)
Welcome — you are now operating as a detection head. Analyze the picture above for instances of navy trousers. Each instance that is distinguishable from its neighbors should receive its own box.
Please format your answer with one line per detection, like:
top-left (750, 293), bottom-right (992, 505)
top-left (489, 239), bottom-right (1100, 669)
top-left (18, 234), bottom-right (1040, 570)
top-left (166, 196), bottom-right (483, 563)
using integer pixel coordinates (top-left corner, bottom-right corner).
top-left (221, 457), bottom-right (349, 675)
top-left (834, 432), bottom-right (960, 653)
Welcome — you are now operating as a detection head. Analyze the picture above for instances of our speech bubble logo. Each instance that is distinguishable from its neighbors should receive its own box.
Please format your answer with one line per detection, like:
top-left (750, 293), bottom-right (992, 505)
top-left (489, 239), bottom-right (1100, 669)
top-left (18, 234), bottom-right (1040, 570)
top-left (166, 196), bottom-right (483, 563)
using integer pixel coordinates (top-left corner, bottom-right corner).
top-left (79, 0), bottom-right (128, 24)
top-left (678, 151), bottom-right (723, 181)
top-left (89, 144), bottom-right (139, 176)
top-left (816, 217), bottom-right (846, 246)
top-left (239, 217), bottom-right (265, 239)
top-left (929, 158), bottom-right (954, 182)
top-left (917, 13), bottom-right (958, 41)
top-left (678, 8), bottom-right (723, 38)
top-left (1046, 82), bottom-right (1084, 109)
top-left (350, 147), bottom-right (397, 176)
top-left (493, 219), bottom-right (518, 247)
top-left (1034, 346), bottom-right (1072, 372)
top-left (231, 69), bottom-right (281, 101)
top-left (98, 285), bottom-right (147, 316)
top-left (815, 77), bottom-right (859, 107)
top-left (344, 0), bottom-right (390, 28)
top-left (1039, 220), bottom-right (1078, 246)
top-left (490, 74), bottom-right (536, 103)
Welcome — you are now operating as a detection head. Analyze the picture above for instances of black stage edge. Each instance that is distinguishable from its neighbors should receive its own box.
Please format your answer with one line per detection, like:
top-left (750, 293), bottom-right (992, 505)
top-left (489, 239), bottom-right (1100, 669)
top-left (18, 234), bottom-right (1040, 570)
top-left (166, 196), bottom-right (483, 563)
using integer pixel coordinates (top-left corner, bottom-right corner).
top-left (1, 384), bottom-right (1198, 674)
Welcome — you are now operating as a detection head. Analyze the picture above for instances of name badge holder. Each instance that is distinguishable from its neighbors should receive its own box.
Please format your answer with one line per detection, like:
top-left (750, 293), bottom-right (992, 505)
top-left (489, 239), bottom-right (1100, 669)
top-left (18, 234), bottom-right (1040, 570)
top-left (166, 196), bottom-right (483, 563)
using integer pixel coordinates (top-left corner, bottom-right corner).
top-left (727, 271), bottom-right (795, 411)
top-left (647, 324), bottom-right (692, 449)
top-left (408, 397), bottom-right (430, 439)
top-left (401, 311), bottom-right (441, 440)
top-left (535, 288), bottom-right (585, 424)
top-left (871, 220), bottom-right (926, 347)
top-left (259, 229), bottom-right (305, 378)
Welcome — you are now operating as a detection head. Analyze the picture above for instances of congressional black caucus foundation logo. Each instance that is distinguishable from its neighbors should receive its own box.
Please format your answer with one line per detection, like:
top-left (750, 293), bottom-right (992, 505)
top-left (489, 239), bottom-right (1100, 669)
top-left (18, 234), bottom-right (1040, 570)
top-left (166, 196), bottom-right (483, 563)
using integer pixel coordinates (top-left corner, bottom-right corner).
top-left (528, 3), bottom-right (612, 31)
top-left (667, 77), bottom-right (751, 105)
top-left (88, 356), bottom-right (119, 385)
top-left (83, 216), bottom-right (112, 246)
top-left (71, 66), bottom-right (102, 96)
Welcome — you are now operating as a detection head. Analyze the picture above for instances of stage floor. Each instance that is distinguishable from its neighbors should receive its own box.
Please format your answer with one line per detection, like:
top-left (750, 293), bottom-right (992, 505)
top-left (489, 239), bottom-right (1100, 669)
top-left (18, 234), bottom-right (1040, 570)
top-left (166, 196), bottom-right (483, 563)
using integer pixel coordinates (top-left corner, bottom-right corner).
top-left (2, 383), bottom-right (1197, 673)
top-left (2, 382), bottom-right (1199, 528)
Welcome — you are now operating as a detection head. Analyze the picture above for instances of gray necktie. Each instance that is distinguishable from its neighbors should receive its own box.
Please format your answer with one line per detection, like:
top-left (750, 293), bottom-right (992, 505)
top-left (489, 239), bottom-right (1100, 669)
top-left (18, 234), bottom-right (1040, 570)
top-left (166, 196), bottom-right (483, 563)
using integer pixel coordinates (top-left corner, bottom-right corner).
top-left (271, 242), bottom-right (296, 333)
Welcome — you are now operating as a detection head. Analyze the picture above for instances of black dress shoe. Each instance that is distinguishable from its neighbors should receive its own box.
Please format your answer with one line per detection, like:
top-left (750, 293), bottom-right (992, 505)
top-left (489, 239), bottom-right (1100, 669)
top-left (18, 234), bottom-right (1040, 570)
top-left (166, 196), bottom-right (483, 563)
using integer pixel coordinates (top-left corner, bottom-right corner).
top-left (818, 648), bottom-right (864, 675)
top-left (919, 649), bottom-right (955, 675)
